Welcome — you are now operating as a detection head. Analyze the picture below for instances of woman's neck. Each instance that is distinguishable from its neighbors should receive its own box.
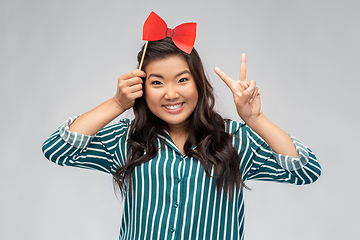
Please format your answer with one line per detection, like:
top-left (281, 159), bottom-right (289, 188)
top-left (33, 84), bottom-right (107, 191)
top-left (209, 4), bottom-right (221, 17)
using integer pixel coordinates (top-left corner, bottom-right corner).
top-left (167, 125), bottom-right (188, 155)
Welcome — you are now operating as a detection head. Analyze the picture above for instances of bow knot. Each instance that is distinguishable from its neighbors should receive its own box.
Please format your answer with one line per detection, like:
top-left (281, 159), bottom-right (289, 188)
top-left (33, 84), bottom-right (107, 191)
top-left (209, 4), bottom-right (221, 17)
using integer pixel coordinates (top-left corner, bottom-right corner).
top-left (166, 28), bottom-right (174, 38)
top-left (142, 11), bottom-right (197, 54)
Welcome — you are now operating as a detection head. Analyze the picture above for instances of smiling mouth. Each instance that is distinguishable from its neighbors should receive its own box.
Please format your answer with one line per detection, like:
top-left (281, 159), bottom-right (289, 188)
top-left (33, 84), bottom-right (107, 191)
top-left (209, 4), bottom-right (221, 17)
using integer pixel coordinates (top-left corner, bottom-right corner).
top-left (163, 103), bottom-right (184, 110)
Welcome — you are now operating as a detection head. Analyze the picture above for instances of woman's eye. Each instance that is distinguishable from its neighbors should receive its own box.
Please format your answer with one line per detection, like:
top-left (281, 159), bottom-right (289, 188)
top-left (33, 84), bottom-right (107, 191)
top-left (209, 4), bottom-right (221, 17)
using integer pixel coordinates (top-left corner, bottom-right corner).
top-left (178, 78), bottom-right (188, 83)
top-left (151, 80), bottom-right (162, 85)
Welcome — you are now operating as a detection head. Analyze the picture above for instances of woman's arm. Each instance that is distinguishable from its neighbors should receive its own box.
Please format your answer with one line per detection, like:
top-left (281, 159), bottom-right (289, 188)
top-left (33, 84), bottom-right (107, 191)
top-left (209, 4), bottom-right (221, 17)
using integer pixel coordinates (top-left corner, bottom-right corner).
top-left (42, 69), bottom-right (145, 171)
top-left (226, 120), bottom-right (321, 184)
top-left (69, 69), bottom-right (145, 135)
top-left (244, 113), bottom-right (298, 158)
top-left (215, 54), bottom-right (298, 157)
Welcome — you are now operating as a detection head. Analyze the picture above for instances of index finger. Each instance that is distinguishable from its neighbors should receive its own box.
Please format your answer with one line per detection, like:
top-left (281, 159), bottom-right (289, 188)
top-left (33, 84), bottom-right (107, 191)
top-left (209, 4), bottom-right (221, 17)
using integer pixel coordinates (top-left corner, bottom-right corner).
top-left (214, 67), bottom-right (235, 90)
top-left (119, 69), bottom-right (146, 80)
top-left (239, 53), bottom-right (247, 82)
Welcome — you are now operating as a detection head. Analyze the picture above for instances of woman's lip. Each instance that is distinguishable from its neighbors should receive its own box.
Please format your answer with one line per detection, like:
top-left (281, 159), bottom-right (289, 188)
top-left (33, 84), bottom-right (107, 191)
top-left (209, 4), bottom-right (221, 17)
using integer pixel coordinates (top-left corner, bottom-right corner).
top-left (163, 102), bottom-right (183, 107)
top-left (162, 102), bottom-right (184, 113)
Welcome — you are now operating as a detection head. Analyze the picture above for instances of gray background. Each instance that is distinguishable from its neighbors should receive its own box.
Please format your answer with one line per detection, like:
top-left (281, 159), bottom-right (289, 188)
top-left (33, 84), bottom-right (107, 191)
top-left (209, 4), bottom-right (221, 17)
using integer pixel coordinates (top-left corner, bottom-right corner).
top-left (1, 0), bottom-right (359, 239)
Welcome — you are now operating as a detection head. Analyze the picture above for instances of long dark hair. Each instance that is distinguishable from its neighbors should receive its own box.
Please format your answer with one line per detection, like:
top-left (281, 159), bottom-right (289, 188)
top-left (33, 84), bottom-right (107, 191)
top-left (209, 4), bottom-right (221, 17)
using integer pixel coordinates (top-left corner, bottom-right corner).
top-left (113, 38), bottom-right (246, 198)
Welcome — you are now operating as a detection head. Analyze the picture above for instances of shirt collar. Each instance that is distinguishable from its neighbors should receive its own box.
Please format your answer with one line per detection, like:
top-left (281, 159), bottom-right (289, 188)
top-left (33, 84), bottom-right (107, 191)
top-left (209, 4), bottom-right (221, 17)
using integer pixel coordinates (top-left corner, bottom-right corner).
top-left (158, 129), bottom-right (196, 155)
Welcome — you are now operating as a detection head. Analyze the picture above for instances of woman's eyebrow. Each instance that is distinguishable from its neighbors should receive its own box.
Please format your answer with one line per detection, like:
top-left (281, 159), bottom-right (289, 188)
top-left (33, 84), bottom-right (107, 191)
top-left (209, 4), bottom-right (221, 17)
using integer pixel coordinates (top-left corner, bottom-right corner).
top-left (148, 70), bottom-right (191, 80)
top-left (175, 70), bottom-right (191, 78)
top-left (148, 73), bottom-right (163, 79)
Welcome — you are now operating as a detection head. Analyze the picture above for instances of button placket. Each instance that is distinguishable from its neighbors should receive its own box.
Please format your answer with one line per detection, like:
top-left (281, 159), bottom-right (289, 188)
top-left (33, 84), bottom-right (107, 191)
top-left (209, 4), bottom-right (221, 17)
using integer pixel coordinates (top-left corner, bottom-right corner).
top-left (169, 153), bottom-right (182, 236)
top-left (175, 154), bottom-right (184, 184)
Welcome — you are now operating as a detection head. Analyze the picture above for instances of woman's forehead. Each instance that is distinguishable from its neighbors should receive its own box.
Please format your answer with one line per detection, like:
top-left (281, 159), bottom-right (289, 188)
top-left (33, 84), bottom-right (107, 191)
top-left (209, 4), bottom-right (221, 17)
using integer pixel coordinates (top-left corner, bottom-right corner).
top-left (145, 56), bottom-right (191, 78)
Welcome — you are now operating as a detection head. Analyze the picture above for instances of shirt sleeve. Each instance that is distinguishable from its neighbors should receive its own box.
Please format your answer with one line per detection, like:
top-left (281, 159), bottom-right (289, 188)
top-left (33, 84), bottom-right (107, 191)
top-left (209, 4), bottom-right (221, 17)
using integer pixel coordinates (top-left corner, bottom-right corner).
top-left (42, 116), bottom-right (131, 175)
top-left (226, 120), bottom-right (322, 185)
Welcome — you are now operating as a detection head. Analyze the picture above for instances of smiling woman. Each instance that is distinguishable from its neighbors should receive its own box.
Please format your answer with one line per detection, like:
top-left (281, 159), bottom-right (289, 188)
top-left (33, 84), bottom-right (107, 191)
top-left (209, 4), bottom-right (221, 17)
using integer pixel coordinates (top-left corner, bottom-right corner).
top-left (42, 28), bottom-right (321, 240)
top-left (112, 38), bottom-right (247, 200)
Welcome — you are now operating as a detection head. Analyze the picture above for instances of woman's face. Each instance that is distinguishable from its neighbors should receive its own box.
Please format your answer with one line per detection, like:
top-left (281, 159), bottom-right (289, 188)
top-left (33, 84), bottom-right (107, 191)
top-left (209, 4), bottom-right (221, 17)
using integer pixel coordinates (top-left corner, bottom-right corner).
top-left (144, 55), bottom-right (198, 131)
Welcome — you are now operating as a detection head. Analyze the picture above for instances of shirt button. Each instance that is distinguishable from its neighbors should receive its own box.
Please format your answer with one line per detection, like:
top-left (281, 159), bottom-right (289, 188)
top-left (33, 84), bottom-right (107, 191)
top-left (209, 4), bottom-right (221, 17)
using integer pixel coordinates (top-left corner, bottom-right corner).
top-left (176, 177), bottom-right (181, 183)
top-left (170, 227), bottom-right (175, 233)
top-left (174, 202), bottom-right (179, 208)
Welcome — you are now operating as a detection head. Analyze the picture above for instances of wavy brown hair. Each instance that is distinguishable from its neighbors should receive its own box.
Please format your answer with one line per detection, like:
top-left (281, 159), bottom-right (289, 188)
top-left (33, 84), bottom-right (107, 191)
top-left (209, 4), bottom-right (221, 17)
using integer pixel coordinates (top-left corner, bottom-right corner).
top-left (113, 38), bottom-right (247, 198)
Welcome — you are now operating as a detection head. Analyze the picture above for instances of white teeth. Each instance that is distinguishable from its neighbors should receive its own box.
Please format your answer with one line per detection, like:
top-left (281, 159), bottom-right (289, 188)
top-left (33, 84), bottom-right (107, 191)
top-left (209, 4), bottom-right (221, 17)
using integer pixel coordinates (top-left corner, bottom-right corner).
top-left (164, 103), bottom-right (182, 110)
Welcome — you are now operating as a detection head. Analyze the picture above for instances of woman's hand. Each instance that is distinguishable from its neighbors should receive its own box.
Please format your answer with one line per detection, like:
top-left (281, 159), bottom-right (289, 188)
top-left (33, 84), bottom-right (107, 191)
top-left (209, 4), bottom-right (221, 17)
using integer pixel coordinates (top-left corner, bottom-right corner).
top-left (113, 69), bottom-right (146, 112)
top-left (215, 53), bottom-right (261, 123)
top-left (69, 69), bottom-right (145, 135)
top-left (216, 54), bottom-right (299, 157)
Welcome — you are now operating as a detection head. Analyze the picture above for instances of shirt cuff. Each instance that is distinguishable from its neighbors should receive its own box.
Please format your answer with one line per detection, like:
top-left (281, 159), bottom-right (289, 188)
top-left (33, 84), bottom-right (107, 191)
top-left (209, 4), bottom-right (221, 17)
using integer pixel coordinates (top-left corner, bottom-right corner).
top-left (59, 116), bottom-right (96, 149)
top-left (272, 136), bottom-right (309, 171)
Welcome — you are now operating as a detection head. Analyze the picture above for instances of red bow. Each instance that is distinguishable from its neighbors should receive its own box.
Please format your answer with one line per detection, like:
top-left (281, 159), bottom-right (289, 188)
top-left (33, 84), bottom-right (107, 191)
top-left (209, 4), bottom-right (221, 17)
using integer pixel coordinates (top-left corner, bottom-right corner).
top-left (142, 11), bottom-right (197, 54)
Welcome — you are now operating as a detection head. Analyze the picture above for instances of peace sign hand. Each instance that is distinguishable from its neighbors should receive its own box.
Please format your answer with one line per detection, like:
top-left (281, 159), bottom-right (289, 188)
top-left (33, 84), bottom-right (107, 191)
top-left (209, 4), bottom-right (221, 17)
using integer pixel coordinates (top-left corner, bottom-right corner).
top-left (214, 54), bottom-right (262, 123)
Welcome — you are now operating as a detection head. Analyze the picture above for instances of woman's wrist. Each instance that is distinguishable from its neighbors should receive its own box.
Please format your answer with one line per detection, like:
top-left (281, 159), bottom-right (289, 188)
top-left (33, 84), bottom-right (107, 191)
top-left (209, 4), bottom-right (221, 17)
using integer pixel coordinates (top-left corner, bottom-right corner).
top-left (242, 112), bottom-right (265, 129)
top-left (109, 97), bottom-right (126, 115)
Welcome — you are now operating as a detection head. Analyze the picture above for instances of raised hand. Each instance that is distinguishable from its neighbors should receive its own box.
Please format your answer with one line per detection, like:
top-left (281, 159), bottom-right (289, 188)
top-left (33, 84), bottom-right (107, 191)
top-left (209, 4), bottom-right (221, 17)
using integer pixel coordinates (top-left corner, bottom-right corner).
top-left (69, 69), bottom-right (145, 135)
top-left (113, 69), bottom-right (145, 112)
top-left (214, 54), bottom-right (261, 122)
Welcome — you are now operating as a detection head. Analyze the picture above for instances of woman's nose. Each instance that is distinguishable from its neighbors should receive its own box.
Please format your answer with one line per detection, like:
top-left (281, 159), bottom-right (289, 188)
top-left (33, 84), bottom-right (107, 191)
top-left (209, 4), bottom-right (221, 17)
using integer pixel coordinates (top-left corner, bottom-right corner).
top-left (164, 85), bottom-right (179, 100)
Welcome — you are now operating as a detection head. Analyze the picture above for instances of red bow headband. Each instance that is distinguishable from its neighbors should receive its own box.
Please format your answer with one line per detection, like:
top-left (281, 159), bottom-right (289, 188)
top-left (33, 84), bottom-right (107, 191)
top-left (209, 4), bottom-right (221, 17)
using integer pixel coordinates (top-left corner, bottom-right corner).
top-left (139, 11), bottom-right (197, 70)
top-left (142, 11), bottom-right (197, 54)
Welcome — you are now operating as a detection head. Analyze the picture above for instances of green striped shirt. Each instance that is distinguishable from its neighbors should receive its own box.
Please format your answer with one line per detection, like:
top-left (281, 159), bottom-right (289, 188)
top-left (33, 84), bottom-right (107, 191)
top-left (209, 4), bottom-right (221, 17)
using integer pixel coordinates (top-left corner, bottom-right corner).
top-left (42, 116), bottom-right (322, 240)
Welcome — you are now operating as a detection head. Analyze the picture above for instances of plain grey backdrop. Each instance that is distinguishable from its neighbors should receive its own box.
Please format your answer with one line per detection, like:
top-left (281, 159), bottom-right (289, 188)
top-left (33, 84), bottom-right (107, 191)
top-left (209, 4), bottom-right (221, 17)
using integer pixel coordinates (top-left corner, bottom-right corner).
top-left (1, 0), bottom-right (359, 239)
